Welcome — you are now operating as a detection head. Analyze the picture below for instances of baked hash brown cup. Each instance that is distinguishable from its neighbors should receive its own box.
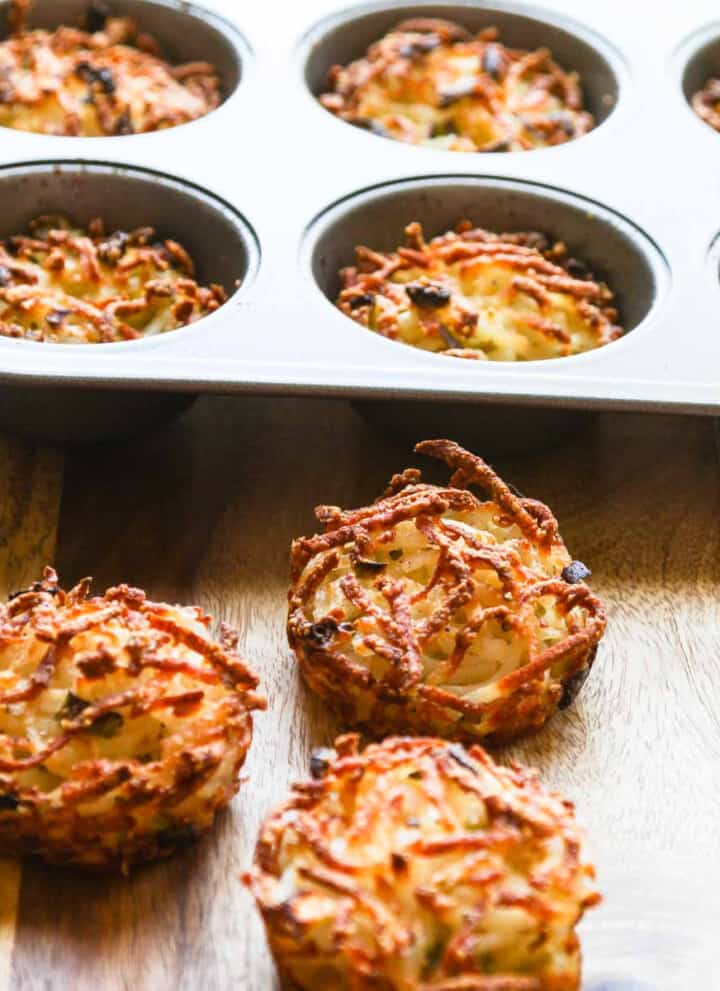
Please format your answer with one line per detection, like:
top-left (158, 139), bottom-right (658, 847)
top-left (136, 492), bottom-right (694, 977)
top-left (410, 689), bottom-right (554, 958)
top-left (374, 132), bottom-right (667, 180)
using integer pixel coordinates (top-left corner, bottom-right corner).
top-left (337, 220), bottom-right (622, 362)
top-left (0, 568), bottom-right (264, 870)
top-left (288, 440), bottom-right (606, 743)
top-left (0, 213), bottom-right (227, 344)
top-left (319, 18), bottom-right (594, 153)
top-left (247, 734), bottom-right (600, 990)
top-left (0, 1), bottom-right (220, 136)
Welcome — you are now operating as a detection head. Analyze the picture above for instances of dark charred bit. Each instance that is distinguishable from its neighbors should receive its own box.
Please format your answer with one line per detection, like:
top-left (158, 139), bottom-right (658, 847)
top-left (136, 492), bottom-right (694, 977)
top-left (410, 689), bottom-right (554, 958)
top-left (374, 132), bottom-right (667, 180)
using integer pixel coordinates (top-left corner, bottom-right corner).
top-left (56, 691), bottom-right (89, 722)
top-left (114, 110), bottom-right (134, 136)
top-left (559, 666), bottom-right (590, 710)
top-left (86, 0), bottom-right (111, 33)
top-left (406, 282), bottom-right (451, 308)
top-left (398, 34), bottom-right (441, 59)
top-left (349, 292), bottom-right (374, 310)
top-left (0, 794), bottom-right (19, 812)
top-left (0, 265), bottom-right (12, 287)
top-left (559, 644), bottom-right (597, 710)
top-left (97, 230), bottom-right (129, 264)
top-left (391, 852), bottom-right (408, 873)
top-left (10, 578), bottom-right (59, 600)
top-left (310, 747), bottom-right (336, 779)
top-left (447, 743), bottom-right (478, 774)
top-left (157, 824), bottom-right (197, 849)
top-left (354, 558), bottom-right (387, 575)
top-left (46, 308), bottom-right (71, 328)
top-left (438, 324), bottom-right (461, 349)
top-left (96, 67), bottom-right (115, 95)
top-left (88, 711), bottom-right (124, 738)
top-left (76, 62), bottom-right (116, 95)
top-left (430, 120), bottom-right (458, 137)
top-left (307, 619), bottom-right (339, 647)
top-left (561, 560), bottom-right (592, 584)
top-left (482, 45), bottom-right (506, 80)
top-left (564, 257), bottom-right (592, 281)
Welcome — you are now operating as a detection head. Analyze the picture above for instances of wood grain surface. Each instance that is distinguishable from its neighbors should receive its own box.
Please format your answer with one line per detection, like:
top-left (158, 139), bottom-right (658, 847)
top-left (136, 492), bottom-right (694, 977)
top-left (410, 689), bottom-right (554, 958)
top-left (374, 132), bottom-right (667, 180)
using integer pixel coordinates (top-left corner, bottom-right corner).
top-left (1, 396), bottom-right (719, 990)
top-left (0, 438), bottom-right (63, 991)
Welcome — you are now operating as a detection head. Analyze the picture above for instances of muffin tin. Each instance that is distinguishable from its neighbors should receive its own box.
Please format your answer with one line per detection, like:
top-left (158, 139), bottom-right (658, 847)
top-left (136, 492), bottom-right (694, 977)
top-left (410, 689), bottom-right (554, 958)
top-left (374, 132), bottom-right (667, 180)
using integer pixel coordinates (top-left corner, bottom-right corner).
top-left (0, 0), bottom-right (718, 442)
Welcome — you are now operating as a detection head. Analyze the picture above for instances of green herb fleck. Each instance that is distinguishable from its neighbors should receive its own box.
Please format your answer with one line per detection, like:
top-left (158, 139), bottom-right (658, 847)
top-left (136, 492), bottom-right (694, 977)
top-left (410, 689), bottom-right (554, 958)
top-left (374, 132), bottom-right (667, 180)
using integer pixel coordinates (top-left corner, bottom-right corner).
top-left (88, 712), bottom-right (124, 738)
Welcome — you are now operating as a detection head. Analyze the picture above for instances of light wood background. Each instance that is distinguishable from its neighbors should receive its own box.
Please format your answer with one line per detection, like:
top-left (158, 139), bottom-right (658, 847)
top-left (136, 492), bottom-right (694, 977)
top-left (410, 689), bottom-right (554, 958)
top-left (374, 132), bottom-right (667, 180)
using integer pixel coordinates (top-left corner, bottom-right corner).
top-left (0, 396), bottom-right (719, 990)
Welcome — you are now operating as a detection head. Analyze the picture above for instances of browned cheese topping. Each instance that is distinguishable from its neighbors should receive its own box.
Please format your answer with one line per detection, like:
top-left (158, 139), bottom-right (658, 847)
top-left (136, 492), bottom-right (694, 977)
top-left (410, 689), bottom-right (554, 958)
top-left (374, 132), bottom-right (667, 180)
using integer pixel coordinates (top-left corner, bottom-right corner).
top-left (289, 440), bottom-right (606, 743)
top-left (0, 568), bottom-right (265, 869)
top-left (337, 220), bottom-right (623, 361)
top-left (248, 734), bottom-right (601, 990)
top-left (0, 214), bottom-right (227, 344)
top-left (320, 18), bottom-right (594, 153)
top-left (0, 1), bottom-right (220, 136)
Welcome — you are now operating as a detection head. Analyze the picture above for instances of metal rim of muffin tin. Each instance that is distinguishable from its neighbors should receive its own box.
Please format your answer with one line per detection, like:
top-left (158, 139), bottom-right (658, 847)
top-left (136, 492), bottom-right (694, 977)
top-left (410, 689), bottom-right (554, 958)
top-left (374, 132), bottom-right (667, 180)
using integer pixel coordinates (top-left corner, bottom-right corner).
top-left (0, 0), bottom-right (719, 441)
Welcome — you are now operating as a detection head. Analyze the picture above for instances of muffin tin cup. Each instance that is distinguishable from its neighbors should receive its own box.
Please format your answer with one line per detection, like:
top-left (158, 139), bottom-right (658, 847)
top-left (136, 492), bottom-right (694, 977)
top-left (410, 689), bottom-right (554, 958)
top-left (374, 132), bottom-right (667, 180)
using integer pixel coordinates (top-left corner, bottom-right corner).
top-left (0, 0), bottom-right (717, 444)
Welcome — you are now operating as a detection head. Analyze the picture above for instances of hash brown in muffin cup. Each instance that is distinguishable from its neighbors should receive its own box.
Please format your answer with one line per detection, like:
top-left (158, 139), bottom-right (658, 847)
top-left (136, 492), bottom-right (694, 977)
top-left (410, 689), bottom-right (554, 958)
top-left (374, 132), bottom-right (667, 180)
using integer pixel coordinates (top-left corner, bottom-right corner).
top-left (319, 18), bottom-right (594, 153)
top-left (0, 568), bottom-right (265, 870)
top-left (337, 220), bottom-right (622, 362)
top-left (247, 734), bottom-right (600, 990)
top-left (288, 440), bottom-right (606, 744)
top-left (0, 0), bottom-right (220, 136)
top-left (0, 213), bottom-right (227, 344)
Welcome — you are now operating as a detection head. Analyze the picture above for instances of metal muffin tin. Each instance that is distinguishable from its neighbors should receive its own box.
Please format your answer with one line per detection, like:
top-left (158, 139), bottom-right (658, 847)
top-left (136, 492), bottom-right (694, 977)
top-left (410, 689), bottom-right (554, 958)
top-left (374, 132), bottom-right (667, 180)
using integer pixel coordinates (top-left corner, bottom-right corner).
top-left (0, 0), bottom-right (718, 442)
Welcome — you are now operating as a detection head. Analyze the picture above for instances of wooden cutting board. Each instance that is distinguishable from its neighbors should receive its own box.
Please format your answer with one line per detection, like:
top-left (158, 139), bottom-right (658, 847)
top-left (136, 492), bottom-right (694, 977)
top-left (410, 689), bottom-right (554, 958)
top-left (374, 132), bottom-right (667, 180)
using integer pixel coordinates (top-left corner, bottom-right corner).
top-left (1, 396), bottom-right (719, 990)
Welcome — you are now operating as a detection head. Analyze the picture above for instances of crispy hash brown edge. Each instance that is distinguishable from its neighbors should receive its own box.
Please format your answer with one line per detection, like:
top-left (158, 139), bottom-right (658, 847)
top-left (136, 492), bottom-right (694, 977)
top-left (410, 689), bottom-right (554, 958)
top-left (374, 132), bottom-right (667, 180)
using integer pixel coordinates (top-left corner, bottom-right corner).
top-left (319, 18), bottom-right (595, 153)
top-left (288, 440), bottom-right (606, 743)
top-left (336, 220), bottom-right (623, 361)
top-left (246, 733), bottom-right (601, 991)
top-left (0, 568), bottom-right (265, 870)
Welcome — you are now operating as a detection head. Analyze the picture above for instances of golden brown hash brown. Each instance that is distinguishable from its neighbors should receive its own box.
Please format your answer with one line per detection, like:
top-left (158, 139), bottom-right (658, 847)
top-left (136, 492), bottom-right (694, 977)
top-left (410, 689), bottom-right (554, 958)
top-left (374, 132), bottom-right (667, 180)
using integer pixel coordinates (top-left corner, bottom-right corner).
top-left (247, 734), bottom-right (600, 991)
top-left (691, 77), bottom-right (720, 132)
top-left (0, 214), bottom-right (227, 344)
top-left (0, 568), bottom-right (265, 870)
top-left (337, 220), bottom-right (622, 362)
top-left (319, 19), bottom-right (594, 153)
top-left (288, 440), bottom-right (606, 744)
top-left (0, 1), bottom-right (220, 136)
